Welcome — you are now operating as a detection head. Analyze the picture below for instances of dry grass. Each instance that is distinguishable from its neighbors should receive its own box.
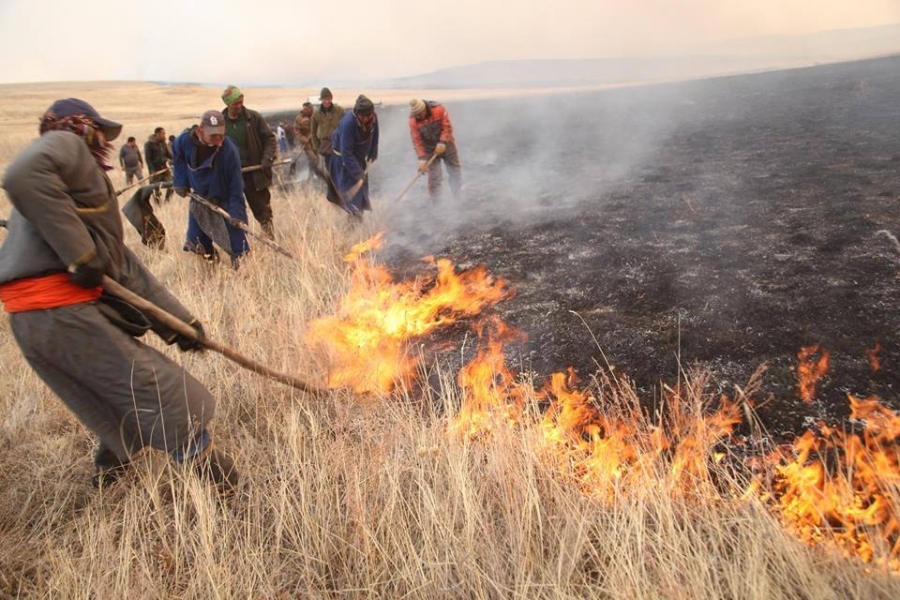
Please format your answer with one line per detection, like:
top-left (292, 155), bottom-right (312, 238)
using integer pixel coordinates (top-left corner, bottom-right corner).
top-left (0, 83), bottom-right (898, 599)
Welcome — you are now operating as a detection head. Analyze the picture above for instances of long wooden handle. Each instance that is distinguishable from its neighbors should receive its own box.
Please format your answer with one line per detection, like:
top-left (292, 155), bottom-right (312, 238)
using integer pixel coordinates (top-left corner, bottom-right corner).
top-left (115, 166), bottom-right (171, 196)
top-left (394, 153), bottom-right (437, 204)
top-left (102, 276), bottom-right (323, 395)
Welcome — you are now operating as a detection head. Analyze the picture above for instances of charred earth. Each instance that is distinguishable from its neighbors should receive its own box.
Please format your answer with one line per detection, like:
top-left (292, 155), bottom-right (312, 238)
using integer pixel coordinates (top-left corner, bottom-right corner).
top-left (276, 56), bottom-right (900, 436)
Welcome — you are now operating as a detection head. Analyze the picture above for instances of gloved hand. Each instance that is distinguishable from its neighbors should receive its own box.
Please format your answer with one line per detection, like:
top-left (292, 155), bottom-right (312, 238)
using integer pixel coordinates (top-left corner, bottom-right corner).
top-left (174, 319), bottom-right (206, 352)
top-left (261, 156), bottom-right (274, 179)
top-left (175, 187), bottom-right (189, 198)
top-left (434, 143), bottom-right (447, 156)
top-left (417, 160), bottom-right (428, 173)
top-left (69, 255), bottom-right (105, 288)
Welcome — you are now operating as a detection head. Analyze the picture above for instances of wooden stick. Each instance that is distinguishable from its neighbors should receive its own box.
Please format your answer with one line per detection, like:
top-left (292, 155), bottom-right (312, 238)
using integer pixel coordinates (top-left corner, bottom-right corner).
top-left (393, 153), bottom-right (438, 204)
top-left (102, 276), bottom-right (323, 395)
top-left (115, 166), bottom-right (171, 196)
top-left (241, 158), bottom-right (292, 174)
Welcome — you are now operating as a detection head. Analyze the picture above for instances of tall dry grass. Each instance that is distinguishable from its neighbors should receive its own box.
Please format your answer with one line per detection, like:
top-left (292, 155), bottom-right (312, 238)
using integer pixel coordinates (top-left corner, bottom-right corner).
top-left (0, 83), bottom-right (898, 599)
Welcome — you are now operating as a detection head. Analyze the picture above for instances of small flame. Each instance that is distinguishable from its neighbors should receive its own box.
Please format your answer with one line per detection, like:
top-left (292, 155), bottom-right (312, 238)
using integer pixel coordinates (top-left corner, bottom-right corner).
top-left (452, 317), bottom-right (527, 437)
top-left (866, 343), bottom-right (882, 373)
top-left (797, 344), bottom-right (829, 404)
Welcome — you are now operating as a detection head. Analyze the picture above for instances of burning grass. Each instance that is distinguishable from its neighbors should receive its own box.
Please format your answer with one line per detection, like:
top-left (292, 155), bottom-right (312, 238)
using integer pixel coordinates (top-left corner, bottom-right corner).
top-left (1, 83), bottom-right (899, 598)
top-left (301, 230), bottom-right (900, 580)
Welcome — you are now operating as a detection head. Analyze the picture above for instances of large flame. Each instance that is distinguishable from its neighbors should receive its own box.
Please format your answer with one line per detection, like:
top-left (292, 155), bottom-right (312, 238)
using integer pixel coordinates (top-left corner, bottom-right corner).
top-left (306, 234), bottom-right (900, 572)
top-left (305, 234), bottom-right (510, 393)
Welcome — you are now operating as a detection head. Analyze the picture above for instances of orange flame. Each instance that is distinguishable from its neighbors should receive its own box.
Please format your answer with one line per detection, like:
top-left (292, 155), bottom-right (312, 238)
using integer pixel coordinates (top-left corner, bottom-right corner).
top-left (797, 344), bottom-right (829, 404)
top-left (305, 234), bottom-right (510, 393)
top-left (866, 343), bottom-right (882, 373)
top-left (305, 236), bottom-right (900, 571)
top-left (763, 395), bottom-right (900, 572)
top-left (452, 317), bottom-right (527, 437)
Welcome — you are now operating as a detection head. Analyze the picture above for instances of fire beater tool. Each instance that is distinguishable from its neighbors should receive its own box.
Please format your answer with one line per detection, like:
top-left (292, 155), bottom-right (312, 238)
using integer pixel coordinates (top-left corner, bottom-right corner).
top-left (393, 153), bottom-right (438, 205)
top-left (102, 276), bottom-right (323, 395)
top-left (188, 191), bottom-right (298, 260)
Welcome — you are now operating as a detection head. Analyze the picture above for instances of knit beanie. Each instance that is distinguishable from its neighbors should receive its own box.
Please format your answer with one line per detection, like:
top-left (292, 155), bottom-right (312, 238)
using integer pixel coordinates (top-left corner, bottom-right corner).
top-left (222, 85), bottom-right (243, 105)
top-left (319, 87), bottom-right (333, 100)
top-left (354, 95), bottom-right (375, 116)
top-left (409, 98), bottom-right (426, 116)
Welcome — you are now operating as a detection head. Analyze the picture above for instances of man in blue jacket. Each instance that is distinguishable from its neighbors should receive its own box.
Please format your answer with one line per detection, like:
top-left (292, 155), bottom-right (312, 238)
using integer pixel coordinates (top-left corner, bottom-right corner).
top-left (328, 95), bottom-right (379, 216)
top-left (172, 110), bottom-right (249, 265)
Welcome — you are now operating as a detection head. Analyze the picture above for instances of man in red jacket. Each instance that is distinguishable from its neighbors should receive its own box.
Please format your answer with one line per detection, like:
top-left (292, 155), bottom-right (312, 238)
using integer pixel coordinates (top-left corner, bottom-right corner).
top-left (408, 99), bottom-right (462, 199)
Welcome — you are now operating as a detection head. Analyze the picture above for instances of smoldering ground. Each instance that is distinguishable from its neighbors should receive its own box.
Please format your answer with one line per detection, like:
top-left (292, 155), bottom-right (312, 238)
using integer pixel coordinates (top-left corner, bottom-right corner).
top-left (271, 55), bottom-right (900, 437)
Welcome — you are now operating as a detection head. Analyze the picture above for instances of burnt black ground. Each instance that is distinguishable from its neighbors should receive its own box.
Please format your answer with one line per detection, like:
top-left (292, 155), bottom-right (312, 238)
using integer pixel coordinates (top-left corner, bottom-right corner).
top-left (272, 56), bottom-right (900, 436)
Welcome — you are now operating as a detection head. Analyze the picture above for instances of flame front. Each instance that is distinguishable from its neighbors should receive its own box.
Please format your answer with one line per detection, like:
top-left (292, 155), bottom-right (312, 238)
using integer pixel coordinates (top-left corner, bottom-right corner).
top-left (305, 235), bottom-right (900, 572)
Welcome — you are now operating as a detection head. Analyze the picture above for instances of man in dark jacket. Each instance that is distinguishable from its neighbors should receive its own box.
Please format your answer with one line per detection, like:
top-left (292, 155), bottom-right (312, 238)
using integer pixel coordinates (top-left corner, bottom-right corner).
top-left (172, 110), bottom-right (249, 266)
top-left (328, 95), bottom-right (379, 215)
top-left (0, 98), bottom-right (237, 492)
top-left (221, 85), bottom-right (278, 240)
top-left (145, 126), bottom-right (174, 203)
top-left (408, 99), bottom-right (462, 199)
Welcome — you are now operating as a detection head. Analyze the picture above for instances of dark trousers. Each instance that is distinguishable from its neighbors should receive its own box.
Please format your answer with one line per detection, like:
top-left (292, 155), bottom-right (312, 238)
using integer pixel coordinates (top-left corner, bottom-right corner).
top-left (243, 174), bottom-right (273, 225)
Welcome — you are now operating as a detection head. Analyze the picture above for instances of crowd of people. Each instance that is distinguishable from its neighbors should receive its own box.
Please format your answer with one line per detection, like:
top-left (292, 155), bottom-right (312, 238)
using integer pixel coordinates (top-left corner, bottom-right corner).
top-left (0, 87), bottom-right (466, 498)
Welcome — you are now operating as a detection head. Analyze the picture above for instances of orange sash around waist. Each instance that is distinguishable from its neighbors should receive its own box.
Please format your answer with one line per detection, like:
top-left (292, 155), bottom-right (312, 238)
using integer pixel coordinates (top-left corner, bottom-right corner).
top-left (0, 273), bottom-right (102, 313)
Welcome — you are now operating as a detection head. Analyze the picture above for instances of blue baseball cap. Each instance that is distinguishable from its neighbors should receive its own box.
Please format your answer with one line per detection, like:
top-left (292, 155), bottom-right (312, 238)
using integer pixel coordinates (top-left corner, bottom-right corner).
top-left (46, 98), bottom-right (123, 141)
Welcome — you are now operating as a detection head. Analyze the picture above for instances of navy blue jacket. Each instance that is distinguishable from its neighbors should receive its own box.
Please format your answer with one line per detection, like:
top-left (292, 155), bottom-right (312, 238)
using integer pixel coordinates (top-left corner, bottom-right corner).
top-left (329, 112), bottom-right (379, 212)
top-left (172, 128), bottom-right (247, 222)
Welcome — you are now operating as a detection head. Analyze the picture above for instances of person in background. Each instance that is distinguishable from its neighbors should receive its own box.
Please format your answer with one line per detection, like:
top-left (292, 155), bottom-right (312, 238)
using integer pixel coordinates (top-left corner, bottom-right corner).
top-left (276, 122), bottom-right (289, 155)
top-left (118, 135), bottom-right (144, 185)
top-left (310, 87), bottom-right (344, 174)
top-left (172, 109), bottom-right (249, 267)
top-left (0, 98), bottom-right (238, 493)
top-left (144, 126), bottom-right (173, 204)
top-left (291, 102), bottom-right (317, 183)
top-left (328, 94), bottom-right (379, 217)
top-left (408, 98), bottom-right (462, 199)
top-left (220, 85), bottom-right (278, 240)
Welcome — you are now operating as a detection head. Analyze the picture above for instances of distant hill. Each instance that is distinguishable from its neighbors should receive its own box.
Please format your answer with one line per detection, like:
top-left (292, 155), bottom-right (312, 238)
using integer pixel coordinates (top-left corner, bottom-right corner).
top-left (380, 23), bottom-right (900, 89)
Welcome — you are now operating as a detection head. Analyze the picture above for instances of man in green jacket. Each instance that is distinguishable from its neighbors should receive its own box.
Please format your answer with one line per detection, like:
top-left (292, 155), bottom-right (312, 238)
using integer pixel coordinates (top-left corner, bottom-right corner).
top-left (221, 85), bottom-right (278, 240)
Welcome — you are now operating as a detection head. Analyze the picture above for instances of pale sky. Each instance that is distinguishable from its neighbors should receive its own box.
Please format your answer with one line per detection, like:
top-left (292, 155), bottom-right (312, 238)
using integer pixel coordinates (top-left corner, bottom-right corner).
top-left (0, 0), bottom-right (898, 85)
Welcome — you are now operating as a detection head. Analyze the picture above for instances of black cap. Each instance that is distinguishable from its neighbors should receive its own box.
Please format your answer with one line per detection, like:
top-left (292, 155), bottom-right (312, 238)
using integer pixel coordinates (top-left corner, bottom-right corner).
top-left (354, 95), bottom-right (375, 116)
top-left (46, 98), bottom-right (122, 141)
top-left (319, 87), bottom-right (332, 100)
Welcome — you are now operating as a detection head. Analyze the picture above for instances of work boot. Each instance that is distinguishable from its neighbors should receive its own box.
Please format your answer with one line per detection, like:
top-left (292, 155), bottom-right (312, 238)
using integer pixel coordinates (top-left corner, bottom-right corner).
top-left (91, 443), bottom-right (131, 489)
top-left (194, 445), bottom-right (240, 495)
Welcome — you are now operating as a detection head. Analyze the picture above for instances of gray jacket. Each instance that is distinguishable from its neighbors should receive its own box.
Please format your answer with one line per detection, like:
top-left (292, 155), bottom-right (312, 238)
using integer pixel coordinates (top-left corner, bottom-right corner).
top-left (119, 143), bottom-right (143, 169)
top-left (0, 130), bottom-right (192, 327)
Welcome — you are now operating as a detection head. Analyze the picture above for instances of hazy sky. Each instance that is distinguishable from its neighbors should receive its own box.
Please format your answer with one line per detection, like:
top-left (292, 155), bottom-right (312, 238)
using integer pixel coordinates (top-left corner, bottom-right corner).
top-left (0, 0), bottom-right (897, 85)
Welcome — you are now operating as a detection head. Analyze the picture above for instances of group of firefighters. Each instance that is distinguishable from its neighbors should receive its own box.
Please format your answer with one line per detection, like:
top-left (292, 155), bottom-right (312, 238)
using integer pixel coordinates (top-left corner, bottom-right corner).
top-left (0, 86), bottom-right (465, 496)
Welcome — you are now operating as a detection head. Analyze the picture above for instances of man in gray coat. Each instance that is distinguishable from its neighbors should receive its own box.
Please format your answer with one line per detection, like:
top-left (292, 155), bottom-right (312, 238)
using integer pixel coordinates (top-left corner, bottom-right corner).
top-left (118, 136), bottom-right (144, 184)
top-left (0, 98), bottom-right (237, 492)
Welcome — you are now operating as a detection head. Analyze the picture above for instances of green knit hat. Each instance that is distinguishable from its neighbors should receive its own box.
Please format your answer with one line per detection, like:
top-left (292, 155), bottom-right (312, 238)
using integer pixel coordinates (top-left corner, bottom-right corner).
top-left (222, 85), bottom-right (243, 105)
